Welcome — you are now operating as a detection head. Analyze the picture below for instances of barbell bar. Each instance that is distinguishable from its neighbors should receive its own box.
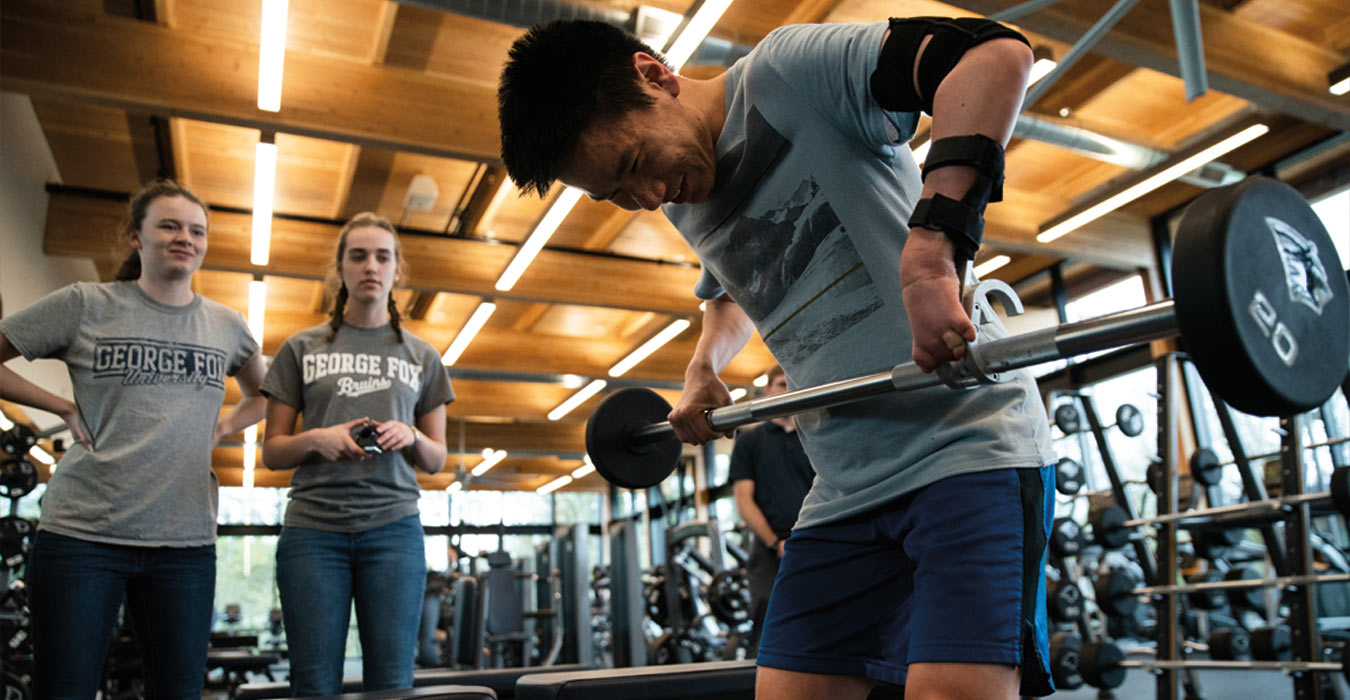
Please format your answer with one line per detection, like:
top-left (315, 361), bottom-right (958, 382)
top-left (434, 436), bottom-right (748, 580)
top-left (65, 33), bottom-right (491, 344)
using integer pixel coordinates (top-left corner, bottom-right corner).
top-left (1190, 436), bottom-right (1350, 487)
top-left (1132, 572), bottom-right (1350, 598)
top-left (586, 178), bottom-right (1350, 489)
top-left (1077, 640), bottom-right (1349, 689)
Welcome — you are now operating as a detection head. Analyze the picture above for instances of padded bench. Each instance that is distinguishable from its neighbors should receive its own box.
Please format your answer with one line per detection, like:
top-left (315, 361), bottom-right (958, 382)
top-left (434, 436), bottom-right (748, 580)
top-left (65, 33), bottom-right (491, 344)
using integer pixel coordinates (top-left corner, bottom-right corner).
top-left (234, 665), bottom-right (594, 700)
top-left (515, 661), bottom-right (905, 700)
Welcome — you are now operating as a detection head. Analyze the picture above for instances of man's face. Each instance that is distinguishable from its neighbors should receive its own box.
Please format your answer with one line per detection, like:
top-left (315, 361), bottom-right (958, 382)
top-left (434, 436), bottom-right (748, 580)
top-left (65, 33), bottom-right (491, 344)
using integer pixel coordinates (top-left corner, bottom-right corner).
top-left (559, 85), bottom-right (716, 211)
top-left (765, 373), bottom-right (788, 397)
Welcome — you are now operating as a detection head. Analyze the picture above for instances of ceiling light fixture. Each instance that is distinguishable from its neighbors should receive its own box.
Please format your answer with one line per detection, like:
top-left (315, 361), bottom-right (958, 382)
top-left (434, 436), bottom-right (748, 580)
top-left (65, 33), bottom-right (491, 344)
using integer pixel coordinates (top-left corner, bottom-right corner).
top-left (752, 373), bottom-right (769, 388)
top-left (729, 387), bottom-right (747, 401)
top-left (1330, 63), bottom-right (1350, 96)
top-left (251, 138), bottom-right (277, 266)
top-left (548, 379), bottom-right (607, 421)
top-left (442, 301), bottom-right (496, 365)
top-left (973, 255), bottom-right (1012, 277)
top-left (471, 449), bottom-right (507, 477)
top-left (257, 0), bottom-right (289, 112)
top-left (247, 279), bottom-right (267, 344)
top-left (1037, 123), bottom-right (1268, 243)
top-left (496, 187), bottom-right (584, 292)
top-left (663, 0), bottom-right (735, 71)
top-left (537, 474), bottom-right (573, 494)
top-left (608, 319), bottom-right (692, 377)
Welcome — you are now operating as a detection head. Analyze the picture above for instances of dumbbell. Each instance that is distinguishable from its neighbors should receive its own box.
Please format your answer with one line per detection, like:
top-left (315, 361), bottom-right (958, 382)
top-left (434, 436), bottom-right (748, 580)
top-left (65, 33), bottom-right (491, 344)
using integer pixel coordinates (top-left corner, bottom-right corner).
top-left (1048, 578), bottom-right (1084, 623)
top-left (1252, 623), bottom-right (1291, 661)
top-left (1053, 403), bottom-right (1145, 438)
top-left (1049, 632), bottom-right (1085, 690)
top-left (1049, 517), bottom-right (1085, 559)
top-left (1094, 569), bottom-right (1142, 619)
top-left (1209, 626), bottom-right (1253, 661)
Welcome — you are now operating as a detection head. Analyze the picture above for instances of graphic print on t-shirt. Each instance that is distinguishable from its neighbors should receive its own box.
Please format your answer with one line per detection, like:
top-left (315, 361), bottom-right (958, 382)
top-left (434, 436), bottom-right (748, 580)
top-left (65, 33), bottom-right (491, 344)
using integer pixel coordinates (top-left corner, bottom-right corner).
top-left (93, 337), bottom-right (228, 389)
top-left (698, 108), bottom-right (884, 369)
top-left (301, 351), bottom-right (423, 396)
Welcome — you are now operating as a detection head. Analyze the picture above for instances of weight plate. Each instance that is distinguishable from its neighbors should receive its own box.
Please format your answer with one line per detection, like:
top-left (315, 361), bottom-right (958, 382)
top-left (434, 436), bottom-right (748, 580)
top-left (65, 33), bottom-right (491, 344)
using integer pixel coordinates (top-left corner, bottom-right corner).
top-left (1224, 567), bottom-right (1265, 611)
top-left (1185, 571), bottom-right (1227, 611)
top-left (1173, 177), bottom-right (1350, 417)
top-left (1079, 640), bottom-right (1126, 689)
top-left (1049, 517), bottom-right (1083, 559)
top-left (0, 460), bottom-right (37, 500)
top-left (0, 517), bottom-right (33, 571)
top-left (1094, 569), bottom-right (1140, 619)
top-left (1115, 404), bottom-right (1144, 437)
top-left (1251, 624), bottom-right (1291, 661)
top-left (585, 388), bottom-right (683, 489)
top-left (1048, 579), bottom-right (1083, 622)
top-left (1049, 632), bottom-right (1084, 690)
top-left (1190, 448), bottom-right (1223, 487)
top-left (1053, 404), bottom-right (1081, 434)
top-left (1209, 627), bottom-right (1252, 661)
top-left (1054, 457), bottom-right (1084, 496)
top-left (0, 426), bottom-right (36, 458)
top-left (1090, 504), bottom-right (1130, 550)
top-left (708, 570), bottom-right (751, 626)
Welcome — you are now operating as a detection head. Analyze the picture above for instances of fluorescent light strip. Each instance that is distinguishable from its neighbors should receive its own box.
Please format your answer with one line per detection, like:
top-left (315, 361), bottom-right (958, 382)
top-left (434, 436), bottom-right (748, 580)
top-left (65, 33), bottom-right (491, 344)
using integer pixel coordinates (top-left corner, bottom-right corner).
top-left (28, 445), bottom-right (54, 466)
top-left (247, 280), bottom-right (267, 343)
top-left (471, 449), bottom-right (507, 477)
top-left (242, 424), bottom-right (258, 487)
top-left (442, 302), bottom-right (496, 365)
top-left (1037, 124), bottom-right (1269, 243)
top-left (251, 141), bottom-right (277, 266)
top-left (257, 0), bottom-right (289, 112)
top-left (729, 387), bottom-right (747, 401)
top-left (496, 188), bottom-right (584, 291)
top-left (548, 379), bottom-right (607, 421)
top-left (1332, 77), bottom-right (1350, 96)
top-left (664, 0), bottom-right (735, 71)
top-left (560, 374), bottom-right (585, 389)
top-left (1027, 58), bottom-right (1057, 87)
top-left (608, 319), bottom-right (692, 377)
top-left (537, 474), bottom-right (573, 494)
top-left (0, 412), bottom-right (13, 431)
top-left (447, 481), bottom-right (463, 493)
top-left (752, 373), bottom-right (769, 388)
top-left (974, 255), bottom-right (1012, 277)
top-left (571, 462), bottom-right (596, 479)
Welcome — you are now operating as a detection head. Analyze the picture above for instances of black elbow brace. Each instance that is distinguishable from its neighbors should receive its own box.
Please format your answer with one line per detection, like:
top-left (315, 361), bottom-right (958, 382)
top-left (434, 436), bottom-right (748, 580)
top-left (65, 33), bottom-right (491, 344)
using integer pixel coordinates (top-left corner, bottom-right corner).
top-left (907, 134), bottom-right (1006, 262)
top-left (871, 17), bottom-right (1029, 116)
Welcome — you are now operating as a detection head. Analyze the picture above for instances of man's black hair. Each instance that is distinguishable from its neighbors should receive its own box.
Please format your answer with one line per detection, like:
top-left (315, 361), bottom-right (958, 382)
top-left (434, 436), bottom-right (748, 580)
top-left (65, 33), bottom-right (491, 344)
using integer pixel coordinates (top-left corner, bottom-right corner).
top-left (498, 20), bottom-right (667, 197)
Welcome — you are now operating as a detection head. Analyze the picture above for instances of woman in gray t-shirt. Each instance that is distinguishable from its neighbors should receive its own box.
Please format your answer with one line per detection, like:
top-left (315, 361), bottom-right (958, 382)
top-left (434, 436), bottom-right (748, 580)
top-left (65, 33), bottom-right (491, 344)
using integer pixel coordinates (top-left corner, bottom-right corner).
top-left (261, 212), bottom-right (452, 695)
top-left (0, 179), bottom-right (266, 698)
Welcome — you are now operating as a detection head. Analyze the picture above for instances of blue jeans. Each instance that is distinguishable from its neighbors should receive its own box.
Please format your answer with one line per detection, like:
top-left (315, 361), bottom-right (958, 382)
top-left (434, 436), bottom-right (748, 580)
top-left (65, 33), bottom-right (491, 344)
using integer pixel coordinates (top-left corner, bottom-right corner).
top-left (276, 515), bottom-right (426, 695)
top-left (27, 530), bottom-right (216, 700)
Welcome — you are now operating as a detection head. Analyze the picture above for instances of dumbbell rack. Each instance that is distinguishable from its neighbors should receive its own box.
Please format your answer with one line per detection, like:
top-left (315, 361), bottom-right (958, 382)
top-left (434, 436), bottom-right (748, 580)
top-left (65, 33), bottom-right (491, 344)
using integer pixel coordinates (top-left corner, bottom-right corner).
top-left (1151, 354), bottom-right (1335, 700)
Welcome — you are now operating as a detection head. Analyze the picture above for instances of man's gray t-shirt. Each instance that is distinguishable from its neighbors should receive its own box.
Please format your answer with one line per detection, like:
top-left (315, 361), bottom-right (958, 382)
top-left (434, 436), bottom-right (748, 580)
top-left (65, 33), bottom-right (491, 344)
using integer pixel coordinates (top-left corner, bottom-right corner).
top-left (663, 21), bottom-right (1056, 530)
top-left (261, 323), bottom-right (453, 532)
top-left (0, 281), bottom-right (258, 546)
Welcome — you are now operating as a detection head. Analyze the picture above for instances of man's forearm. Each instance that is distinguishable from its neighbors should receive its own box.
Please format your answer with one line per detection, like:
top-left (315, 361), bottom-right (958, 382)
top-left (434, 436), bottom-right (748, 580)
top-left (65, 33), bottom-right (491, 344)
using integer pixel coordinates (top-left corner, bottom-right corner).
top-left (686, 296), bottom-right (755, 380)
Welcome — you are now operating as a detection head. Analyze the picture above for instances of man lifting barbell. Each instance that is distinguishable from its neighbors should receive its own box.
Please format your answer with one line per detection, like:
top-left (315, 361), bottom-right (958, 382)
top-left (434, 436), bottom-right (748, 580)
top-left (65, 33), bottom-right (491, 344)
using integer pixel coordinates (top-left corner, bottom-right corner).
top-left (498, 15), bottom-right (1348, 700)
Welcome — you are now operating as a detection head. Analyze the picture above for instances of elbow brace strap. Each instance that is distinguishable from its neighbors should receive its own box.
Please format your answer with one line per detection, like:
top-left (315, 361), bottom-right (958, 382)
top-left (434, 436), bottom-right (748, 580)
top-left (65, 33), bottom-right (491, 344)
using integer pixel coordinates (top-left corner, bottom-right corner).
top-left (871, 17), bottom-right (1029, 115)
top-left (907, 134), bottom-right (1007, 261)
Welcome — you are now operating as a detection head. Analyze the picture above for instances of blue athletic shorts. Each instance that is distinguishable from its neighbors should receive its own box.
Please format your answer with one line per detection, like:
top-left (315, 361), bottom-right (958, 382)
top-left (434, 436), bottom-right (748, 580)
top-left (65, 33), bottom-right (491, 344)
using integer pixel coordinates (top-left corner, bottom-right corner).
top-left (757, 465), bottom-right (1055, 697)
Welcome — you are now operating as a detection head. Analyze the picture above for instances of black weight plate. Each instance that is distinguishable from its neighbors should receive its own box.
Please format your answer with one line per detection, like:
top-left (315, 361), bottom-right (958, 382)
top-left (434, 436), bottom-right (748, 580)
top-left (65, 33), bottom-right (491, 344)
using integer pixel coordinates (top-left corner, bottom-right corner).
top-left (1048, 579), bottom-right (1083, 622)
top-left (708, 570), bottom-right (751, 626)
top-left (1054, 404), bottom-right (1081, 434)
top-left (0, 517), bottom-right (33, 570)
top-left (1185, 571), bottom-right (1226, 611)
top-left (1209, 627), bottom-right (1253, 661)
top-left (585, 388), bottom-right (683, 489)
top-left (1190, 448), bottom-right (1224, 487)
top-left (1173, 177), bottom-right (1350, 417)
top-left (0, 459), bottom-right (38, 500)
top-left (1049, 517), bottom-right (1083, 558)
top-left (1079, 640), bottom-right (1126, 689)
top-left (1094, 569), bottom-right (1140, 619)
top-left (1224, 567), bottom-right (1265, 611)
top-left (1252, 624), bottom-right (1291, 661)
top-left (1049, 632), bottom-right (1084, 690)
top-left (1115, 404), bottom-right (1144, 437)
top-left (1055, 457), bottom-right (1084, 496)
top-left (0, 426), bottom-right (36, 458)
top-left (1332, 468), bottom-right (1350, 519)
top-left (1090, 504), bottom-right (1131, 549)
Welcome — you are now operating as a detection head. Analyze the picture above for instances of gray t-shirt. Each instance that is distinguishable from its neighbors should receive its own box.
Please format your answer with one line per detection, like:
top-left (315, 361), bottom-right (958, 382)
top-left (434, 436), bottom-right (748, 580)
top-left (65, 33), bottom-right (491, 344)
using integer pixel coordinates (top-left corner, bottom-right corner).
top-left (664, 22), bottom-right (1056, 530)
top-left (0, 281), bottom-right (258, 546)
top-left (261, 322), bottom-right (453, 532)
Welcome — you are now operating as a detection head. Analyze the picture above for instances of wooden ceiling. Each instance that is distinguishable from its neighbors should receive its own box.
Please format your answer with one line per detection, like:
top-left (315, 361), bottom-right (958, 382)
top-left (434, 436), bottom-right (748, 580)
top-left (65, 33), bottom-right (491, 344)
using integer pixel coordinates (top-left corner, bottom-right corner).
top-left (2, 0), bottom-right (1346, 493)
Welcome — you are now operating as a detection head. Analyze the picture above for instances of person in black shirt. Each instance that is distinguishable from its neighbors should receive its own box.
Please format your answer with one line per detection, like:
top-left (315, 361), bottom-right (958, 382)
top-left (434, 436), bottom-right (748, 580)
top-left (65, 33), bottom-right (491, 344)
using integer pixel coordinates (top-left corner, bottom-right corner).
top-left (729, 366), bottom-right (815, 654)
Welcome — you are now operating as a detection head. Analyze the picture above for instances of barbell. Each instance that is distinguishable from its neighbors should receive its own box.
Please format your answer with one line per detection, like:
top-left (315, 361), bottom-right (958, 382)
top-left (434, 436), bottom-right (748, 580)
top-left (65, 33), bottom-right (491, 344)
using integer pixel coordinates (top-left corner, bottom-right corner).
top-left (586, 177), bottom-right (1350, 490)
top-left (1076, 639), bottom-right (1349, 689)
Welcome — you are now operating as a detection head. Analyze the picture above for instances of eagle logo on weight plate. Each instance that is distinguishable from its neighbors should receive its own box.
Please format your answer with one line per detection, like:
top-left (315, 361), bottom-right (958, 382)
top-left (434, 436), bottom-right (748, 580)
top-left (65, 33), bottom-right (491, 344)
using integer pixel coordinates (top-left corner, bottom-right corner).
top-left (1266, 216), bottom-right (1333, 316)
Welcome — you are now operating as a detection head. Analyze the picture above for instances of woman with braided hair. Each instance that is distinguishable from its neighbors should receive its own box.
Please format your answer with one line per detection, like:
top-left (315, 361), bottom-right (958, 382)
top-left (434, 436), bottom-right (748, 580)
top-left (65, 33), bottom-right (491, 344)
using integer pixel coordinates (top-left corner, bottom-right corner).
top-left (261, 212), bottom-right (452, 695)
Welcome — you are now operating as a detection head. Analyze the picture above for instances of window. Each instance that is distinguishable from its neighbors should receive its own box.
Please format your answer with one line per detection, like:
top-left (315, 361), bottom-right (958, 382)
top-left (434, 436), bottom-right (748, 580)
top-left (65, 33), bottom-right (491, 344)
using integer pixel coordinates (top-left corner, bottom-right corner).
top-left (217, 487), bottom-right (287, 525)
top-left (1311, 187), bottom-right (1348, 269)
